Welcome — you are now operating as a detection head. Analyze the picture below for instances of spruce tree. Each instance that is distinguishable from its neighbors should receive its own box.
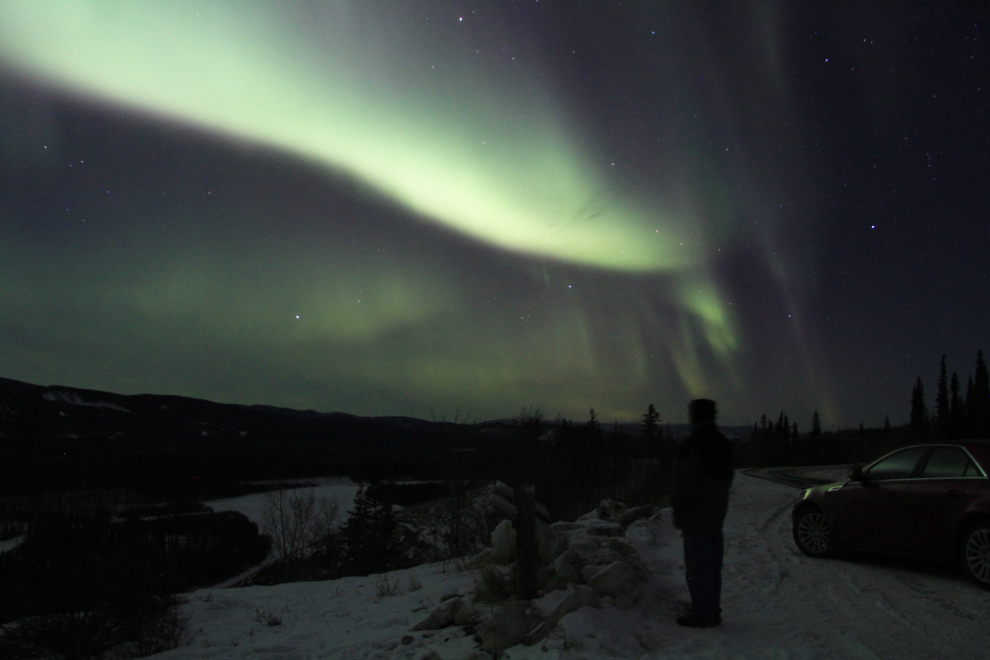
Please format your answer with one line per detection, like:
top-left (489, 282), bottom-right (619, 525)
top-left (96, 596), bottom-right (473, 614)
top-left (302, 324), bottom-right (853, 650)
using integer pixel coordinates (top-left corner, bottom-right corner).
top-left (974, 350), bottom-right (990, 438)
top-left (641, 404), bottom-right (660, 443)
top-left (966, 375), bottom-right (975, 436)
top-left (810, 411), bottom-right (822, 462)
top-left (341, 484), bottom-right (402, 576)
top-left (910, 377), bottom-right (928, 430)
top-left (950, 372), bottom-right (964, 439)
top-left (777, 412), bottom-right (785, 440)
top-left (586, 408), bottom-right (599, 434)
top-left (580, 409), bottom-right (602, 491)
top-left (936, 355), bottom-right (950, 435)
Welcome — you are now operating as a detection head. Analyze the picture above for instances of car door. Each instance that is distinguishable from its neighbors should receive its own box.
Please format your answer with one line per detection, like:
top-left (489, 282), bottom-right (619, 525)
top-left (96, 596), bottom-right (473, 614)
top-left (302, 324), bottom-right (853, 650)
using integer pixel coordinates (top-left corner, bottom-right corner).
top-left (838, 446), bottom-right (929, 553)
top-left (903, 446), bottom-right (990, 561)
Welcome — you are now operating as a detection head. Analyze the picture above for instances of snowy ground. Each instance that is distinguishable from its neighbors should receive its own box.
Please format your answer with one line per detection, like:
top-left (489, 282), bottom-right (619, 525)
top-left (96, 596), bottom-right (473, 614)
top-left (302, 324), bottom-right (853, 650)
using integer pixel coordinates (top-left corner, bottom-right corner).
top-left (150, 470), bottom-right (989, 660)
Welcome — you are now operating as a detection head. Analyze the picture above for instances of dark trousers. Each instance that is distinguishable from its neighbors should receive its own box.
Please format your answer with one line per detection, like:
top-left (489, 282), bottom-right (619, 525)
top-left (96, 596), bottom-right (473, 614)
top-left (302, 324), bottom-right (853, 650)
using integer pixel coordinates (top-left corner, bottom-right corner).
top-left (682, 530), bottom-right (724, 618)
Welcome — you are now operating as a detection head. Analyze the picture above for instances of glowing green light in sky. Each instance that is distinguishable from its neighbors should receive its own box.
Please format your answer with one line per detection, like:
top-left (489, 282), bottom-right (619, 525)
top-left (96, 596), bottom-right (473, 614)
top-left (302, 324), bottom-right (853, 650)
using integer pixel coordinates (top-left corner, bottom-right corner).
top-left (0, 0), bottom-right (701, 272)
top-left (0, 0), bottom-right (760, 416)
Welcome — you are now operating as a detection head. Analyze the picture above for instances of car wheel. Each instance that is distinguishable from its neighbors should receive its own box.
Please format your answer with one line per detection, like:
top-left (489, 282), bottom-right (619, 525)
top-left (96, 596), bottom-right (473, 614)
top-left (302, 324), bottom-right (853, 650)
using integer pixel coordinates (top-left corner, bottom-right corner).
top-left (960, 520), bottom-right (990, 591)
top-left (793, 506), bottom-right (834, 558)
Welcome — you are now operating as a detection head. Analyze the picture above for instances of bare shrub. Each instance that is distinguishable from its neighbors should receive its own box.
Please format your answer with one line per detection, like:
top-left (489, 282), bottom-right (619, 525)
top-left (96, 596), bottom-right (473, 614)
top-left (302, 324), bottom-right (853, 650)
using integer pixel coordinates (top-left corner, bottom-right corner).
top-left (261, 489), bottom-right (339, 564)
top-left (401, 487), bottom-right (500, 563)
top-left (119, 598), bottom-right (191, 657)
top-left (0, 610), bottom-right (118, 660)
top-left (0, 597), bottom-right (189, 660)
top-left (372, 573), bottom-right (403, 599)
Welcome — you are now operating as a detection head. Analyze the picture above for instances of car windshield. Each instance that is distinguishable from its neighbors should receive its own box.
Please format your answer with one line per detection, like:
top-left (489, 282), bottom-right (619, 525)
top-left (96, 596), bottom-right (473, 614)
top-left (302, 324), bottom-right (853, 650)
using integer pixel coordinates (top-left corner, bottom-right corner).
top-left (922, 447), bottom-right (981, 478)
top-left (866, 446), bottom-right (928, 481)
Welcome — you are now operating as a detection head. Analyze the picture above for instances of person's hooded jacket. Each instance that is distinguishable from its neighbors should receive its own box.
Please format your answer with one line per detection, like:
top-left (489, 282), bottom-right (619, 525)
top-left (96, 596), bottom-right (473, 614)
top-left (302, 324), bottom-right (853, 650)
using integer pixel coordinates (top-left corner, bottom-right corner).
top-left (671, 423), bottom-right (734, 532)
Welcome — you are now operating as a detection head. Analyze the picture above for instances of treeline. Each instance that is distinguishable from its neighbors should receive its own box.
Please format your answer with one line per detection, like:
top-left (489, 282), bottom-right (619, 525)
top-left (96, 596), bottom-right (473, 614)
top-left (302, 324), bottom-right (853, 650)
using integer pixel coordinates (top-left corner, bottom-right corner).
top-left (734, 413), bottom-right (906, 469)
top-left (909, 350), bottom-right (990, 440)
top-left (733, 349), bottom-right (990, 470)
top-left (508, 406), bottom-right (675, 521)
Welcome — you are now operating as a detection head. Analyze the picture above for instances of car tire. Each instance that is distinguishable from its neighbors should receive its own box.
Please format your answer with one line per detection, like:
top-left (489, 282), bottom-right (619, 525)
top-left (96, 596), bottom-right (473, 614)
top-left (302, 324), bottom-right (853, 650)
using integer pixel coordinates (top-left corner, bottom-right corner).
top-left (960, 520), bottom-right (990, 591)
top-left (793, 506), bottom-right (835, 558)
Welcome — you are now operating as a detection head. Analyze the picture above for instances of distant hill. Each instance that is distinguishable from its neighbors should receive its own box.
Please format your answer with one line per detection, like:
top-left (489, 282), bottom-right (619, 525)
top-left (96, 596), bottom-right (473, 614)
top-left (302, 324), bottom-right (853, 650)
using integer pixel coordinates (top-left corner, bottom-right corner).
top-left (0, 376), bottom-right (518, 497)
top-left (0, 376), bottom-right (754, 497)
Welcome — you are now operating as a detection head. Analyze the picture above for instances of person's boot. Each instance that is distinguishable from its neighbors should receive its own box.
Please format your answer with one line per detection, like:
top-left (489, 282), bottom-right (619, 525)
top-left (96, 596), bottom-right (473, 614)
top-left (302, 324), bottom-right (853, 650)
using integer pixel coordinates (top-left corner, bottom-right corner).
top-left (676, 613), bottom-right (721, 628)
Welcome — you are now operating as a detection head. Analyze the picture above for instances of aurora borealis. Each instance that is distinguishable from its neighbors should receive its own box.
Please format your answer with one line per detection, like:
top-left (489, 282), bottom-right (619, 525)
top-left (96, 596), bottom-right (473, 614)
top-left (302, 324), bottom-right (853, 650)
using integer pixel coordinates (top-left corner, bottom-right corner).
top-left (1, 1), bottom-right (987, 427)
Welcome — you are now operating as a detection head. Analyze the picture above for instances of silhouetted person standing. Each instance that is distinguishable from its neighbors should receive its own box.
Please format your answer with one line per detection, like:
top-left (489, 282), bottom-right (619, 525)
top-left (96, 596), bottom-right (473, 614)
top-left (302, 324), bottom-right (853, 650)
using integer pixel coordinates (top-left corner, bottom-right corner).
top-left (671, 398), bottom-right (734, 628)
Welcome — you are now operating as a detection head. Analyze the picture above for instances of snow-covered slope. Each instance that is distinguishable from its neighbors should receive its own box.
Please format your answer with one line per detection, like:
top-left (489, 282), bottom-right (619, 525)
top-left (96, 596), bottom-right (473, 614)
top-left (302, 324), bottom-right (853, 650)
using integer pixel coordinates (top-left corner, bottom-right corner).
top-left (151, 470), bottom-right (989, 659)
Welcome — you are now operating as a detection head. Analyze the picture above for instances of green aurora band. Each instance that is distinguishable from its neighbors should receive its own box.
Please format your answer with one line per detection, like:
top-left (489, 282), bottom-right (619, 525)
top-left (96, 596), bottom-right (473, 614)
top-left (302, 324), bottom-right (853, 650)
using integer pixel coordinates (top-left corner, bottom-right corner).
top-left (0, 1), bottom-right (821, 421)
top-left (0, 1), bottom-right (703, 271)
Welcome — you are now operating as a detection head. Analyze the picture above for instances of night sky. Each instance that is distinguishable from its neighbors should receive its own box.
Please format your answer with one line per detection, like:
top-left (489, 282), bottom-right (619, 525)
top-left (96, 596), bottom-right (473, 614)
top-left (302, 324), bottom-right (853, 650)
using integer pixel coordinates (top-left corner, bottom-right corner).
top-left (0, 1), bottom-right (986, 428)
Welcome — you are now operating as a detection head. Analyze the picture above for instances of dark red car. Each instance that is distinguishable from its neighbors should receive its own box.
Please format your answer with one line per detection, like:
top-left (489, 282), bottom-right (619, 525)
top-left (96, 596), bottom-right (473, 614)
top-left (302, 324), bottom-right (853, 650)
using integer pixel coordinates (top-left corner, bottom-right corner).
top-left (791, 440), bottom-right (990, 590)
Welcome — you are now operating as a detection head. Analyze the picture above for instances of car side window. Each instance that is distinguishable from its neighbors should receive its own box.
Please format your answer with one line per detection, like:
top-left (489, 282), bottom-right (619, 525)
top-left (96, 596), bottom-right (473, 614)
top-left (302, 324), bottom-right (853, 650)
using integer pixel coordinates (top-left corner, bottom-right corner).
top-left (922, 447), bottom-right (975, 478)
top-left (866, 447), bottom-right (928, 481)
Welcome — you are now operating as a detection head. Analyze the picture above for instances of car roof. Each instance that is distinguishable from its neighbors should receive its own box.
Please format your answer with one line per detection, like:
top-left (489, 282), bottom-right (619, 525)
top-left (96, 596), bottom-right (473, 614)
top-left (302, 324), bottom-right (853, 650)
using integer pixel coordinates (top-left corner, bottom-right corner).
top-left (896, 440), bottom-right (990, 449)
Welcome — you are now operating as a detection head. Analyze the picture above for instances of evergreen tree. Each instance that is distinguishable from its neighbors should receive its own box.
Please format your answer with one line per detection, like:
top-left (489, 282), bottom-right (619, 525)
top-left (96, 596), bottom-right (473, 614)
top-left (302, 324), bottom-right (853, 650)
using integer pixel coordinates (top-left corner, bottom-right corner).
top-left (811, 410), bottom-right (822, 440)
top-left (950, 372), bottom-right (964, 439)
top-left (341, 484), bottom-right (402, 576)
top-left (585, 408), bottom-right (600, 435)
top-left (910, 377), bottom-right (928, 429)
top-left (966, 375), bottom-right (975, 435)
top-left (608, 419), bottom-right (629, 491)
top-left (936, 355), bottom-right (950, 435)
top-left (789, 422), bottom-right (799, 464)
top-left (515, 408), bottom-right (543, 485)
top-left (974, 350), bottom-right (990, 438)
top-left (641, 404), bottom-right (660, 443)
top-left (580, 409), bottom-right (603, 490)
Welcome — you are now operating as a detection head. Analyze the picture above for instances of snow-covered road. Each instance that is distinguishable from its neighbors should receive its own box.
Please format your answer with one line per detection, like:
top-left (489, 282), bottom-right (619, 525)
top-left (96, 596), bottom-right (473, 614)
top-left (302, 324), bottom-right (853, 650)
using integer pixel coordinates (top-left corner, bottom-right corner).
top-left (152, 470), bottom-right (989, 659)
top-left (696, 468), bottom-right (988, 660)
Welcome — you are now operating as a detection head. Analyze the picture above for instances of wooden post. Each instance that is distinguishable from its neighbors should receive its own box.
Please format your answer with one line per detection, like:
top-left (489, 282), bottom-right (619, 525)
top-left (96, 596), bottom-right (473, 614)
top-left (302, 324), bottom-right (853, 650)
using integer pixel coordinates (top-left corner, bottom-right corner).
top-left (514, 483), bottom-right (537, 600)
top-left (493, 480), bottom-right (549, 600)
